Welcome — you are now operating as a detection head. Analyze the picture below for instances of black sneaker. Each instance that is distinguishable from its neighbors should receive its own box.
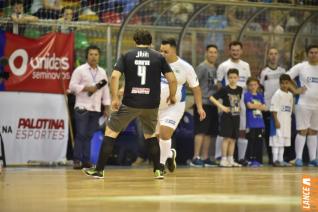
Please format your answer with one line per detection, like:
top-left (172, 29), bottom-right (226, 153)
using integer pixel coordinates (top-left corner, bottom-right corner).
top-left (166, 149), bottom-right (177, 172)
top-left (203, 159), bottom-right (218, 167)
top-left (82, 168), bottom-right (104, 179)
top-left (238, 159), bottom-right (249, 167)
top-left (73, 160), bottom-right (82, 170)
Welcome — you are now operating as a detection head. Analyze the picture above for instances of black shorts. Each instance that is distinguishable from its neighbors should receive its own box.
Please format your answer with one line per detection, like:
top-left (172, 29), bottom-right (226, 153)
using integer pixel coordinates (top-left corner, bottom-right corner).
top-left (108, 104), bottom-right (158, 135)
top-left (219, 114), bottom-right (240, 139)
top-left (193, 104), bottom-right (219, 136)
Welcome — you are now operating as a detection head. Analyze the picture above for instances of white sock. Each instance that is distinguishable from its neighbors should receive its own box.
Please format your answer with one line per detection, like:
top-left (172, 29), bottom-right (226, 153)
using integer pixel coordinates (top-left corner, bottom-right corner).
top-left (238, 138), bottom-right (248, 160)
top-left (272, 147), bottom-right (279, 162)
top-left (228, 156), bottom-right (234, 163)
top-left (307, 135), bottom-right (317, 161)
top-left (215, 136), bottom-right (223, 159)
top-left (295, 134), bottom-right (306, 160)
top-left (221, 156), bottom-right (227, 161)
top-left (159, 139), bottom-right (171, 164)
top-left (278, 147), bottom-right (284, 162)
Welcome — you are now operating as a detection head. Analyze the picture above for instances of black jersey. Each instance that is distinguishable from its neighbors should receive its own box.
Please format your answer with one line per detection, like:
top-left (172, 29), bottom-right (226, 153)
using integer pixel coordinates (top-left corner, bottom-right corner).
top-left (114, 47), bottom-right (172, 108)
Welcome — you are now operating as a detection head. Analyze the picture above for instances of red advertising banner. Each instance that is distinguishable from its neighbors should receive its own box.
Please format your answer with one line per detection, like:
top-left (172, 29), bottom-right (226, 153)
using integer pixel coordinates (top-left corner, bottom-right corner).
top-left (3, 32), bottom-right (74, 94)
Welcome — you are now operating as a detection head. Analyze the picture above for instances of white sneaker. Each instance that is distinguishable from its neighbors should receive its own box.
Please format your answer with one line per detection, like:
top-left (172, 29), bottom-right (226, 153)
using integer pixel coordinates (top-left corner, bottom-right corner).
top-left (229, 161), bottom-right (242, 167)
top-left (220, 159), bottom-right (232, 167)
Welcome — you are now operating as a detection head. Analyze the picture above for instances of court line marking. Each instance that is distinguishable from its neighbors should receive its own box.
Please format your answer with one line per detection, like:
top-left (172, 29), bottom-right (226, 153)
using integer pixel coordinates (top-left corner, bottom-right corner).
top-left (65, 194), bottom-right (299, 205)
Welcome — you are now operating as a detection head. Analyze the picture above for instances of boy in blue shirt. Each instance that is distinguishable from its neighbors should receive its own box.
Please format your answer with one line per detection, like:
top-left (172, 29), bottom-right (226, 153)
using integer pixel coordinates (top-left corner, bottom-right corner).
top-left (244, 77), bottom-right (266, 167)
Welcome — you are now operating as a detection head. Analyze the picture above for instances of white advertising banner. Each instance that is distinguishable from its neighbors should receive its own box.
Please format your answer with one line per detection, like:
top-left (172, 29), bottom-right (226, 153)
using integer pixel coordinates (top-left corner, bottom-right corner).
top-left (0, 92), bottom-right (69, 165)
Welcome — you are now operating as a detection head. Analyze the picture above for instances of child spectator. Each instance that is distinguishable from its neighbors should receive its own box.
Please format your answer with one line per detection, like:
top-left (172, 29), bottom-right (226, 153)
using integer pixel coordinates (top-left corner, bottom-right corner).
top-left (209, 68), bottom-right (243, 167)
top-left (245, 77), bottom-right (266, 167)
top-left (270, 74), bottom-right (293, 167)
top-left (9, 0), bottom-right (38, 35)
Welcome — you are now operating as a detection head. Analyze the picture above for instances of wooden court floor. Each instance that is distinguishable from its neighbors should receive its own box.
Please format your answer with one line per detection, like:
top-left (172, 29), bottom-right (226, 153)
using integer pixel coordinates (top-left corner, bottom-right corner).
top-left (0, 166), bottom-right (316, 212)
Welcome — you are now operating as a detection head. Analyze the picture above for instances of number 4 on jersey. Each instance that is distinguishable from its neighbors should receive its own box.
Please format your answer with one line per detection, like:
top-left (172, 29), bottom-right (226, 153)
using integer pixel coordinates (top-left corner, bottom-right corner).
top-left (138, 65), bottom-right (147, 85)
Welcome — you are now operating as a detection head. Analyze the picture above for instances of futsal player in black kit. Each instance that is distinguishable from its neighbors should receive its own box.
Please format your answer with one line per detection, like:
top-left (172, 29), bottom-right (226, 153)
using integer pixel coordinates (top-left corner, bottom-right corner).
top-left (84, 29), bottom-right (177, 179)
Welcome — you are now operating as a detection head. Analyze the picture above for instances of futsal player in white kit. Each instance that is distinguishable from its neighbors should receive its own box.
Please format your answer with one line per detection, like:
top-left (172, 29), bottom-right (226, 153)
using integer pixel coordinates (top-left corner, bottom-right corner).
top-left (216, 41), bottom-right (251, 166)
top-left (260, 47), bottom-right (286, 164)
top-left (287, 45), bottom-right (318, 167)
top-left (158, 38), bottom-right (206, 173)
top-left (270, 74), bottom-right (293, 167)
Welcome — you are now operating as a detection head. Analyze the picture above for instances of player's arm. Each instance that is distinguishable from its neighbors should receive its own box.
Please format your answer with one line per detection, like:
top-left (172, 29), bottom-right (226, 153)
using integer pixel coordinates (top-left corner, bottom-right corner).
top-left (216, 65), bottom-right (225, 90)
top-left (191, 86), bottom-right (206, 121)
top-left (272, 111), bottom-right (280, 129)
top-left (110, 70), bottom-right (122, 111)
top-left (286, 64), bottom-right (306, 95)
top-left (209, 96), bottom-right (230, 113)
top-left (164, 71), bottom-right (177, 104)
top-left (287, 79), bottom-right (306, 95)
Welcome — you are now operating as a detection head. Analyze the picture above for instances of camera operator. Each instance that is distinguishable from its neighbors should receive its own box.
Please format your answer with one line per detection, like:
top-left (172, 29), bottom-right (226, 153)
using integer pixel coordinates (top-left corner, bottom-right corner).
top-left (69, 45), bottom-right (111, 169)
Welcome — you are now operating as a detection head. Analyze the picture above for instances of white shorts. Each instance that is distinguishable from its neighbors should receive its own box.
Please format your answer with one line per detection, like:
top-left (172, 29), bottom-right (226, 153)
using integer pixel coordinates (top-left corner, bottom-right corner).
top-left (156, 102), bottom-right (185, 133)
top-left (295, 105), bottom-right (318, 131)
top-left (239, 97), bottom-right (246, 131)
top-left (270, 135), bottom-right (291, 147)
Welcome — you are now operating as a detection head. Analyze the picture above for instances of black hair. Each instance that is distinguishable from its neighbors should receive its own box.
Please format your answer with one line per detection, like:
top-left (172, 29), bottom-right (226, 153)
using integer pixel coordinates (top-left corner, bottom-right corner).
top-left (85, 45), bottom-right (101, 59)
top-left (229, 41), bottom-right (243, 49)
top-left (206, 44), bottom-right (218, 51)
top-left (227, 68), bottom-right (239, 76)
top-left (12, 0), bottom-right (23, 5)
top-left (279, 74), bottom-right (291, 83)
top-left (306, 45), bottom-right (318, 55)
top-left (133, 29), bottom-right (152, 45)
top-left (161, 38), bottom-right (177, 48)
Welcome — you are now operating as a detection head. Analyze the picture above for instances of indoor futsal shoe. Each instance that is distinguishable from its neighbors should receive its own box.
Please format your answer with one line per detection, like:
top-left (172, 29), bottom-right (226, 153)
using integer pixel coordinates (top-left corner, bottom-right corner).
top-left (154, 170), bottom-right (164, 179)
top-left (166, 149), bottom-right (177, 172)
top-left (83, 168), bottom-right (104, 179)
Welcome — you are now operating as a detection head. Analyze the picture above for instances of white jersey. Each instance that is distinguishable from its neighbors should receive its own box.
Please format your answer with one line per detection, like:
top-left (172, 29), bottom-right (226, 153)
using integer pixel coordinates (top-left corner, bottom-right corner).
top-left (287, 61), bottom-right (318, 110)
top-left (270, 89), bottom-right (293, 139)
top-left (260, 66), bottom-right (286, 108)
top-left (217, 58), bottom-right (251, 89)
top-left (160, 57), bottom-right (199, 109)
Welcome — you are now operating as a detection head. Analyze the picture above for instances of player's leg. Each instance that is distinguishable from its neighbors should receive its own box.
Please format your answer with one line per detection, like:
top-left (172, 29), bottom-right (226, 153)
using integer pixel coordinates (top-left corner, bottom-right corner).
top-left (73, 108), bottom-right (90, 169)
top-left (228, 118), bottom-right (242, 167)
top-left (295, 105), bottom-right (310, 167)
top-left (238, 99), bottom-right (248, 166)
top-left (83, 105), bottom-right (137, 179)
top-left (140, 107), bottom-right (166, 179)
top-left (307, 109), bottom-right (318, 166)
top-left (220, 138), bottom-right (231, 167)
top-left (158, 103), bottom-right (184, 172)
top-left (192, 105), bottom-right (207, 167)
top-left (219, 115), bottom-right (233, 167)
top-left (202, 105), bottom-right (219, 167)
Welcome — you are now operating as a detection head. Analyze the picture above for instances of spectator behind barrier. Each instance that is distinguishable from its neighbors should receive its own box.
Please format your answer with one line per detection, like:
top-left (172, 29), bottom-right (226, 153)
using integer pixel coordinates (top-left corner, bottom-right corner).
top-left (8, 0), bottom-right (38, 35)
top-left (31, 0), bottom-right (62, 19)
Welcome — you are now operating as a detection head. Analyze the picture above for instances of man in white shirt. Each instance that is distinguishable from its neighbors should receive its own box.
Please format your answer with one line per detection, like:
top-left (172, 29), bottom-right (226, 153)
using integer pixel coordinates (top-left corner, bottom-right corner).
top-left (260, 47), bottom-right (286, 164)
top-left (216, 41), bottom-right (251, 166)
top-left (69, 45), bottom-right (111, 169)
top-left (287, 45), bottom-right (318, 167)
top-left (158, 38), bottom-right (206, 173)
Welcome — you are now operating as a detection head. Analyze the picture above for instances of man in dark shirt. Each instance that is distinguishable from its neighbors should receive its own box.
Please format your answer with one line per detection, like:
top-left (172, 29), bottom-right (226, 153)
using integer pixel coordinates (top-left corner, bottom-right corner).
top-left (83, 29), bottom-right (177, 179)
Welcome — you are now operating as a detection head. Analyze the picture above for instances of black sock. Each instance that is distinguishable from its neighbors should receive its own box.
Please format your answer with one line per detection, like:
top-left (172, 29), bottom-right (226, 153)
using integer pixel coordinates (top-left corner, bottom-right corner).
top-left (146, 137), bottom-right (161, 172)
top-left (96, 136), bottom-right (115, 171)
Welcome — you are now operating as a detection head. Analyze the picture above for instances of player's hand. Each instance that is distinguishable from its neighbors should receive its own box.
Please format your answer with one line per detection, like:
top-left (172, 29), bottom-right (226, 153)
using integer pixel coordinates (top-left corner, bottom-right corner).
top-left (275, 120), bottom-right (281, 129)
top-left (166, 95), bottom-right (176, 105)
top-left (111, 97), bottom-right (121, 111)
top-left (298, 86), bottom-right (307, 94)
top-left (86, 85), bottom-right (97, 93)
top-left (222, 106), bottom-right (231, 113)
top-left (197, 107), bottom-right (206, 121)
